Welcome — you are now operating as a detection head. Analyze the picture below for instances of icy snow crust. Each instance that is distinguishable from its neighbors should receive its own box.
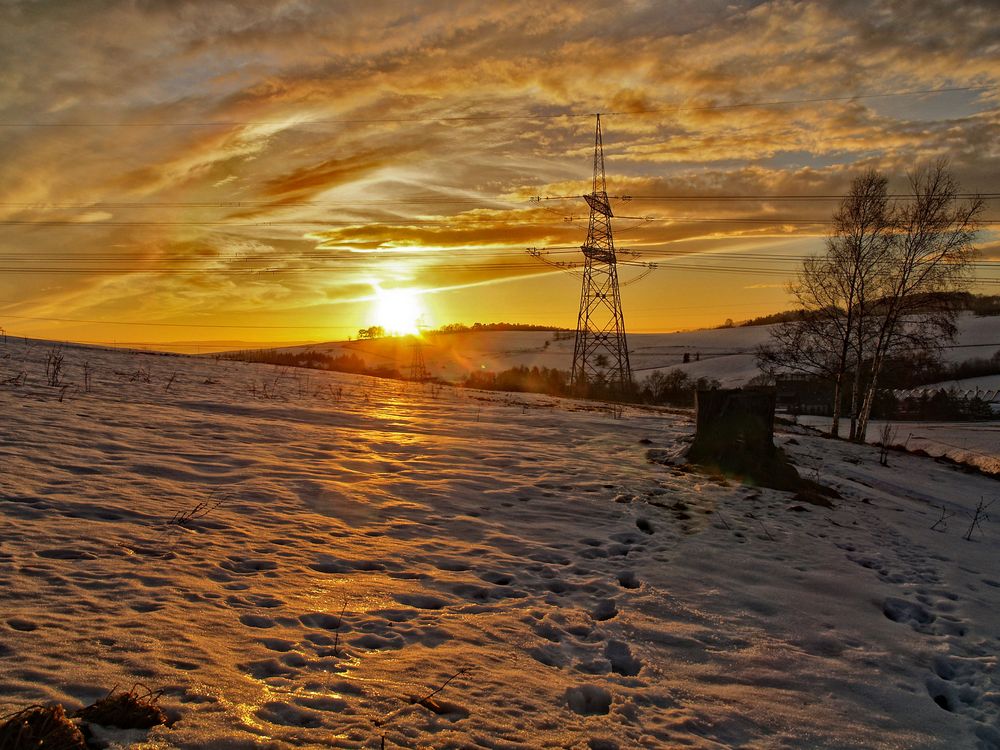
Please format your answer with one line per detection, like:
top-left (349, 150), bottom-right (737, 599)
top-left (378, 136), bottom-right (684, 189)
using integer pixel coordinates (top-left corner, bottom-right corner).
top-left (1, 340), bottom-right (998, 749)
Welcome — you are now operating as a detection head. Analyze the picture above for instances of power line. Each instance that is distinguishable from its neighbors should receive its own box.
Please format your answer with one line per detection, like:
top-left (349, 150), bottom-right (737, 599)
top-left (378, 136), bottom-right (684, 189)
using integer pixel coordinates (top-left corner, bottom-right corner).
top-left (1, 85), bottom-right (992, 128)
top-left (0, 198), bottom-right (514, 209)
top-left (0, 218), bottom-right (580, 227)
top-left (3, 214), bottom-right (996, 228)
top-left (0, 263), bottom-right (555, 274)
top-left (2, 191), bottom-right (998, 210)
top-left (542, 192), bottom-right (1000, 202)
top-left (0, 260), bottom-right (997, 284)
top-left (2, 244), bottom-right (997, 261)
top-left (0, 299), bottom-right (826, 332)
top-left (0, 313), bottom-right (358, 330)
top-left (3, 255), bottom-right (996, 272)
top-left (0, 338), bottom-right (310, 350)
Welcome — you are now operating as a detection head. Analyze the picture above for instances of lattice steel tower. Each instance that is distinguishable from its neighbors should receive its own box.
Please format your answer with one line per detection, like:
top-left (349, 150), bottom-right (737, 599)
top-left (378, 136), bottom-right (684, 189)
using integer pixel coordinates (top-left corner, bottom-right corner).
top-left (571, 114), bottom-right (631, 391)
top-left (408, 335), bottom-right (429, 382)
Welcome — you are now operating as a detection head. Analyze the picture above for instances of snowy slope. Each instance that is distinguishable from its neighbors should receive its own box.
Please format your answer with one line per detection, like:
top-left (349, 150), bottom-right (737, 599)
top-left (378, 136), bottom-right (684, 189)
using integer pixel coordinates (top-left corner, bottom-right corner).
top-left (800, 417), bottom-right (1000, 476)
top-left (279, 326), bottom-right (770, 387)
top-left (1, 339), bottom-right (999, 749)
top-left (278, 312), bottom-right (999, 388)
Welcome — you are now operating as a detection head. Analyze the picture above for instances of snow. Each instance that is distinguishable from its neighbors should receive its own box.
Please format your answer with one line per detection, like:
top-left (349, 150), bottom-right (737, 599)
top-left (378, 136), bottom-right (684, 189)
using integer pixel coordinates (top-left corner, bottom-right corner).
top-left (799, 417), bottom-right (1000, 476)
top-left (903, 375), bottom-right (1000, 399)
top-left (1, 338), bottom-right (999, 749)
top-left (286, 312), bottom-right (999, 389)
top-left (942, 315), bottom-right (1000, 365)
top-left (284, 327), bottom-right (769, 388)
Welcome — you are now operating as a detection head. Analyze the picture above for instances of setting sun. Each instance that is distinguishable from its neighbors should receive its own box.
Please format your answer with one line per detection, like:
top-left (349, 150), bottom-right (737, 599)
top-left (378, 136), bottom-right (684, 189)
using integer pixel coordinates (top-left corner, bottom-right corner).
top-left (372, 286), bottom-right (424, 336)
top-left (2, 5), bottom-right (998, 748)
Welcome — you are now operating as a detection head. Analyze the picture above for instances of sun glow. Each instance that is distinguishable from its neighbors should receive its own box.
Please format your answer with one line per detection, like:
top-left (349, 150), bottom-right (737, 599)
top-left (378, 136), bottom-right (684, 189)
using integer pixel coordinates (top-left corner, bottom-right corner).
top-left (372, 287), bottom-right (424, 335)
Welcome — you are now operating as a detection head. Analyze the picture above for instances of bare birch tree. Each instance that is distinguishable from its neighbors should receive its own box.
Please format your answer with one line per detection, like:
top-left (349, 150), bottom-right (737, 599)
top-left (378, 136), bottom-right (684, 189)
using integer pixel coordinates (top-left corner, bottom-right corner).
top-left (854, 162), bottom-right (982, 440)
top-left (760, 162), bottom-right (980, 442)
top-left (757, 169), bottom-right (890, 437)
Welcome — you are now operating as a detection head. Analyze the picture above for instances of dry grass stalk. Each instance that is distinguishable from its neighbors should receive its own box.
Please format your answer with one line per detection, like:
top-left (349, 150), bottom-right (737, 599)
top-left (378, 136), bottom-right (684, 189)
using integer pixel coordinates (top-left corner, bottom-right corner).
top-left (2, 372), bottom-right (26, 387)
top-left (332, 598), bottom-right (349, 657)
top-left (878, 423), bottom-right (898, 466)
top-left (166, 490), bottom-right (229, 528)
top-left (964, 497), bottom-right (994, 541)
top-left (411, 667), bottom-right (472, 710)
top-left (45, 347), bottom-right (64, 387)
top-left (930, 505), bottom-right (955, 532)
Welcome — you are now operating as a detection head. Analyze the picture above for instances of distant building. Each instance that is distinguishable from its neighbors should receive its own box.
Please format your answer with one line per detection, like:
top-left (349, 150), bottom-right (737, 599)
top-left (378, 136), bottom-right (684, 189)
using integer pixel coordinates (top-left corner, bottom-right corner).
top-left (774, 374), bottom-right (833, 415)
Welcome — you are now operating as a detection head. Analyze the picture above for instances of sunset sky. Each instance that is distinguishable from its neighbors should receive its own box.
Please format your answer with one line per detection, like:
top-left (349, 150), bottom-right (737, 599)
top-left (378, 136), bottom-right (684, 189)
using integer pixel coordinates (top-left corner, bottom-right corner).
top-left (1, 0), bottom-right (997, 349)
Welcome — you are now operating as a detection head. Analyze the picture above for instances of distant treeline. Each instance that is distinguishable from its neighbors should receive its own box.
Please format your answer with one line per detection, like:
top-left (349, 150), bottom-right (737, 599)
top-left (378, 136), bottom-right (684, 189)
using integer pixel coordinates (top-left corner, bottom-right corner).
top-left (434, 322), bottom-right (569, 334)
top-left (881, 349), bottom-right (1000, 390)
top-left (464, 364), bottom-right (718, 407)
top-left (736, 310), bottom-right (808, 327)
top-left (635, 369), bottom-right (722, 407)
top-left (223, 349), bottom-right (401, 379)
top-left (464, 365), bottom-right (568, 393)
top-left (728, 292), bottom-right (1000, 329)
top-left (228, 346), bottom-right (720, 407)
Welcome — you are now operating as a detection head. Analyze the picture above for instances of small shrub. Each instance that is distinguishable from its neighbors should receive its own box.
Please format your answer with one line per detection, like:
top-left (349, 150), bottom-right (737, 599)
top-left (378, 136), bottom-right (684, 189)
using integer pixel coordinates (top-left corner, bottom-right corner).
top-left (74, 685), bottom-right (167, 730)
top-left (0, 704), bottom-right (86, 750)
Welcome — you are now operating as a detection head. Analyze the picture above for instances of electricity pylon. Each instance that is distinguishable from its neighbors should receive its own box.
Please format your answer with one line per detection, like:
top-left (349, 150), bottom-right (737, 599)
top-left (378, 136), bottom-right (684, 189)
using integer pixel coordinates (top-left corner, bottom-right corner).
top-left (571, 114), bottom-right (631, 391)
top-left (408, 338), bottom-right (429, 381)
top-left (408, 322), bottom-right (430, 382)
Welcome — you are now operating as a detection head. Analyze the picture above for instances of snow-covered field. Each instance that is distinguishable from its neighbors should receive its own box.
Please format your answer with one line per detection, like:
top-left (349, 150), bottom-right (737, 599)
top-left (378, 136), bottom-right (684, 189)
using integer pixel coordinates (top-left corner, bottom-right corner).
top-left (284, 327), bottom-right (769, 388)
top-left (1, 339), bottom-right (999, 749)
top-left (287, 312), bottom-right (1000, 390)
top-left (800, 417), bottom-right (1000, 477)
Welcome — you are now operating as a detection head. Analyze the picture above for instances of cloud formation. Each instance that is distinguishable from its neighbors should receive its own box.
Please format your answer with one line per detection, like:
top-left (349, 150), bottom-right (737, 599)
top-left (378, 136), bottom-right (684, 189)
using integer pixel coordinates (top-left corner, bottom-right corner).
top-left (0, 0), bottom-right (996, 343)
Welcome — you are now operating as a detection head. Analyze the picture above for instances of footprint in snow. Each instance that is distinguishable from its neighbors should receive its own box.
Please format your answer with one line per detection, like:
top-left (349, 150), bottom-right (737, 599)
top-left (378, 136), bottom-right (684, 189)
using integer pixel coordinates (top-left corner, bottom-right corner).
top-left (239, 614), bottom-right (276, 629)
top-left (393, 593), bottom-right (448, 610)
top-left (617, 571), bottom-right (640, 589)
top-left (635, 518), bottom-right (655, 535)
top-left (298, 612), bottom-right (345, 630)
top-left (243, 658), bottom-right (298, 679)
top-left (35, 548), bottom-right (97, 560)
top-left (565, 685), bottom-right (612, 715)
top-left (260, 638), bottom-right (295, 652)
top-left (219, 557), bottom-right (278, 575)
top-left (256, 701), bottom-right (323, 728)
top-left (605, 640), bottom-right (642, 676)
top-left (592, 599), bottom-right (618, 621)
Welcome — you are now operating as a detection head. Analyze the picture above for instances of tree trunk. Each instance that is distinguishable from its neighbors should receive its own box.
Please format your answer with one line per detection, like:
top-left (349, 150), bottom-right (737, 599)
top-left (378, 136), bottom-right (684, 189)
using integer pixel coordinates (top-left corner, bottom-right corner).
top-left (848, 358), bottom-right (864, 440)
top-left (856, 343), bottom-right (890, 442)
top-left (830, 374), bottom-right (842, 437)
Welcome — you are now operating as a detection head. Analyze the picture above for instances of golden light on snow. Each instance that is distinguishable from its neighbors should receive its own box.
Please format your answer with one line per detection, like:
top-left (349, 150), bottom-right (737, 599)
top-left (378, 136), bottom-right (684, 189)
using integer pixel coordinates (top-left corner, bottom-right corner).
top-left (371, 287), bottom-right (425, 336)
